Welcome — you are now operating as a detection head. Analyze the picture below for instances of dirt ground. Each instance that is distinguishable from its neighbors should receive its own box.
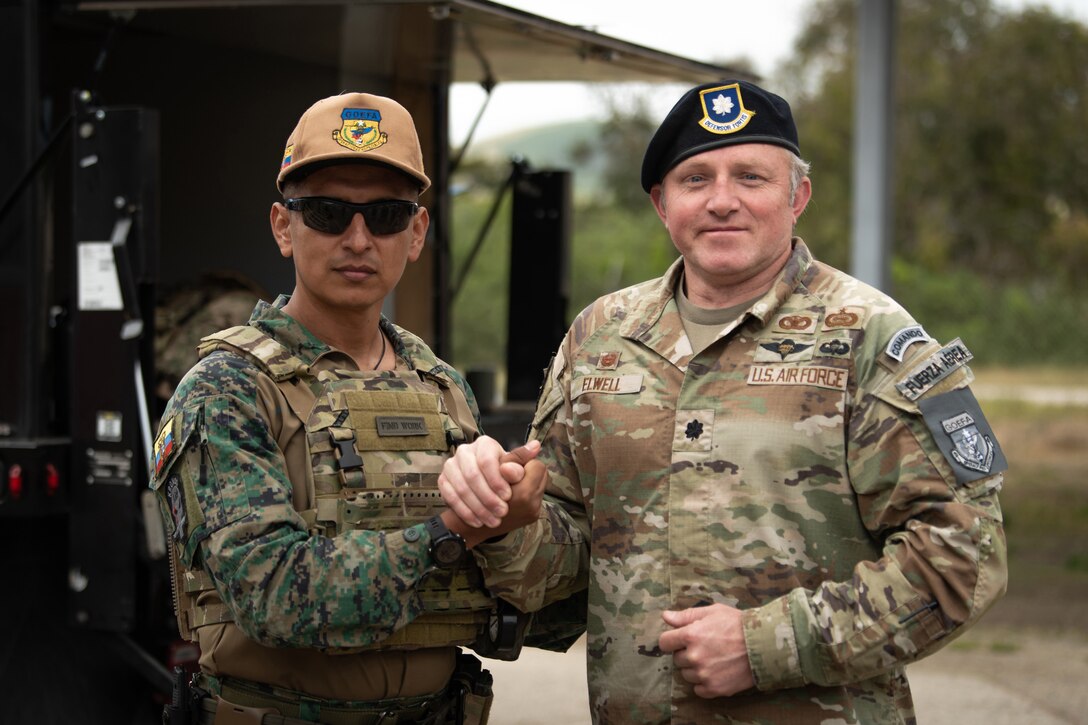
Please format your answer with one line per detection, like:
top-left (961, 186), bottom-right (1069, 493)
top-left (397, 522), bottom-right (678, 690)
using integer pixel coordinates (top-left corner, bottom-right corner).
top-left (484, 371), bottom-right (1088, 723)
top-left (484, 624), bottom-right (1088, 724)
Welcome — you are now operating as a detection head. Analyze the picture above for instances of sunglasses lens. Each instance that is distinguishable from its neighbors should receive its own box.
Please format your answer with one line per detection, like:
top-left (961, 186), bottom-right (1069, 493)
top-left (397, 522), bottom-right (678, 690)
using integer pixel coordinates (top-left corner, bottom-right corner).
top-left (289, 199), bottom-right (416, 235)
top-left (300, 199), bottom-right (354, 234)
top-left (362, 202), bottom-right (415, 235)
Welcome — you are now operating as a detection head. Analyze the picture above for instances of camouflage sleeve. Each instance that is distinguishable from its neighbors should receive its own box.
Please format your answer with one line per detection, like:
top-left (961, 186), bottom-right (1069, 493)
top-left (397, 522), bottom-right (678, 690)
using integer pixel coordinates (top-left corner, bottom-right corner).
top-left (471, 342), bottom-right (591, 616)
top-left (152, 353), bottom-right (434, 650)
top-left (742, 339), bottom-right (1008, 690)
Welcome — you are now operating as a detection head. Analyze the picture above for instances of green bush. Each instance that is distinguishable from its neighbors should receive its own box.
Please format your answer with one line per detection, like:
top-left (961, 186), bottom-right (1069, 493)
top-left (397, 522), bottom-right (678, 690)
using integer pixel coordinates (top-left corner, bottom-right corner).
top-left (892, 259), bottom-right (1088, 365)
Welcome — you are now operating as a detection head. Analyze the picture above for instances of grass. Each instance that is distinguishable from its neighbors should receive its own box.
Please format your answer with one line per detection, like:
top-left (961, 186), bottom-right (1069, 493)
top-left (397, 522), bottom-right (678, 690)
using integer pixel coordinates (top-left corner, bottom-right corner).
top-left (969, 367), bottom-right (1088, 634)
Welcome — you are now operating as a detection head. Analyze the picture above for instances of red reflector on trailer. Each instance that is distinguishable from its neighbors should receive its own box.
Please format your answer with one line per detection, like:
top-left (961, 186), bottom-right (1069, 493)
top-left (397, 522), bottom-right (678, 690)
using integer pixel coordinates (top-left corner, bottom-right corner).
top-left (9, 464), bottom-right (23, 500)
top-left (45, 463), bottom-right (60, 495)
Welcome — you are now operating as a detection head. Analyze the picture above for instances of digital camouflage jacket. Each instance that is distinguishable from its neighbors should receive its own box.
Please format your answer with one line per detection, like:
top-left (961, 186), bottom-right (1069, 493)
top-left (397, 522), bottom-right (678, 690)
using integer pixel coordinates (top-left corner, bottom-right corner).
top-left (481, 240), bottom-right (1007, 724)
top-left (149, 296), bottom-right (489, 701)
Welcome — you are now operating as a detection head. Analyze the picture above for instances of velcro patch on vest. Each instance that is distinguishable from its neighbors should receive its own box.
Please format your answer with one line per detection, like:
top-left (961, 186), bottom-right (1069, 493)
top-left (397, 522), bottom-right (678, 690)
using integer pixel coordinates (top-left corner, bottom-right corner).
top-left (895, 339), bottom-right (973, 401)
top-left (747, 364), bottom-right (849, 391)
top-left (571, 374), bottom-right (643, 399)
top-left (346, 390), bottom-right (447, 451)
top-left (376, 416), bottom-right (429, 436)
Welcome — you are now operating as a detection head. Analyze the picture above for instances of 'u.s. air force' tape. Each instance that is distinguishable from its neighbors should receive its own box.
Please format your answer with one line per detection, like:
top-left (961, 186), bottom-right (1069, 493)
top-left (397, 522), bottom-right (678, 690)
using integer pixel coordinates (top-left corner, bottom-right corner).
top-left (918, 387), bottom-right (1007, 485)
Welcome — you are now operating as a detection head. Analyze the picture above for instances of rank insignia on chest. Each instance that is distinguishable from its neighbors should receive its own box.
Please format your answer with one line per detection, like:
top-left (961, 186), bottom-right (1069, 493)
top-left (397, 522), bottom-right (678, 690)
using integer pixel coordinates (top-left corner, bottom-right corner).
top-left (597, 352), bottom-right (621, 370)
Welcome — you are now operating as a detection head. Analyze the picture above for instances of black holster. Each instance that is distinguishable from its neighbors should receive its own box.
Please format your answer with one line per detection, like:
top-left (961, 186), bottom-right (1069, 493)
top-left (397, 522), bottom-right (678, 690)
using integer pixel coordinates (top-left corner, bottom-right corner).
top-left (163, 667), bottom-right (205, 725)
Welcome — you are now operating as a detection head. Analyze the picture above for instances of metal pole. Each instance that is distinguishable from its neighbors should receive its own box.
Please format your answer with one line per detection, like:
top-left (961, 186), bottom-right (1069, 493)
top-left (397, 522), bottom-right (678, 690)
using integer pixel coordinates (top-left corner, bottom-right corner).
top-left (850, 0), bottom-right (896, 291)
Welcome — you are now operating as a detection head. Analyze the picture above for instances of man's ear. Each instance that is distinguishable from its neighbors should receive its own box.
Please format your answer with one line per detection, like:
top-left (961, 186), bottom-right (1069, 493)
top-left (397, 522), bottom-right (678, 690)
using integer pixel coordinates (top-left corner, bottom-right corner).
top-left (406, 205), bottom-right (429, 263)
top-left (792, 177), bottom-right (812, 222)
top-left (650, 184), bottom-right (668, 226)
top-left (270, 202), bottom-right (293, 258)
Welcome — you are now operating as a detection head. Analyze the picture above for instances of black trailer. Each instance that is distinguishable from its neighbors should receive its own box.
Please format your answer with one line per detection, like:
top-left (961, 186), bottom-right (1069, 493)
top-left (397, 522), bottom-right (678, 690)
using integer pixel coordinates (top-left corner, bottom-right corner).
top-left (1, 2), bottom-right (742, 720)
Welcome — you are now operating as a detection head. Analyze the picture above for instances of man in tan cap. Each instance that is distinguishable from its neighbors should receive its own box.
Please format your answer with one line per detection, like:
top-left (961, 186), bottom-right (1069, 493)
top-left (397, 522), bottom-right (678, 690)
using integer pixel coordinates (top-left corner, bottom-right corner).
top-left (149, 92), bottom-right (566, 724)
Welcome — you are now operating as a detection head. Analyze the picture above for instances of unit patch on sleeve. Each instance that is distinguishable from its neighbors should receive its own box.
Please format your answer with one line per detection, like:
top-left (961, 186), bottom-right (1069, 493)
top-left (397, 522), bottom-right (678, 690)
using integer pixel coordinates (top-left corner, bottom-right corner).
top-left (153, 416), bottom-right (179, 476)
top-left (166, 473), bottom-right (187, 542)
top-left (895, 339), bottom-right (973, 401)
top-left (885, 325), bottom-right (931, 362)
top-left (918, 387), bottom-right (1007, 484)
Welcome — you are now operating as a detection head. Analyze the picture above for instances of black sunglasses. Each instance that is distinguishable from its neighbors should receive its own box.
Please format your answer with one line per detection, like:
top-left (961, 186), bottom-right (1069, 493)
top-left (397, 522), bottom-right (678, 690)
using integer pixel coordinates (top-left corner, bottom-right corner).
top-left (284, 197), bottom-right (419, 236)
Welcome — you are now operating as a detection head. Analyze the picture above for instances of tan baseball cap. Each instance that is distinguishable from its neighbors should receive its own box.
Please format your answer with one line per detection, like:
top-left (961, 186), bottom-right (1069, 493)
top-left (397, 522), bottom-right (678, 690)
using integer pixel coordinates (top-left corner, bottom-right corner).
top-left (276, 92), bottom-right (431, 193)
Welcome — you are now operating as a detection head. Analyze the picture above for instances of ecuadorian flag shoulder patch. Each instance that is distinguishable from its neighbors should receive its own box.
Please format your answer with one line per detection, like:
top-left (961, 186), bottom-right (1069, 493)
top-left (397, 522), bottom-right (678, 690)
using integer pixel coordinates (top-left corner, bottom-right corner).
top-left (153, 415), bottom-right (180, 476)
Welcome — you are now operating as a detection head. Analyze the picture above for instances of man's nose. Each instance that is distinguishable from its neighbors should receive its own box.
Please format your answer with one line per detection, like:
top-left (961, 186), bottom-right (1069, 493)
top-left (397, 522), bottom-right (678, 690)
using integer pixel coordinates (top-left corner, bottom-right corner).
top-left (341, 212), bottom-right (375, 251)
top-left (706, 179), bottom-right (740, 214)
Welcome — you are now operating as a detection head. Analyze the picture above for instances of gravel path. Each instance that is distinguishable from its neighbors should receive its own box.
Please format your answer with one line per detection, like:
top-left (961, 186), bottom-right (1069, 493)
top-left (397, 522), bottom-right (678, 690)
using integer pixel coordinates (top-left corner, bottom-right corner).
top-left (486, 627), bottom-right (1088, 723)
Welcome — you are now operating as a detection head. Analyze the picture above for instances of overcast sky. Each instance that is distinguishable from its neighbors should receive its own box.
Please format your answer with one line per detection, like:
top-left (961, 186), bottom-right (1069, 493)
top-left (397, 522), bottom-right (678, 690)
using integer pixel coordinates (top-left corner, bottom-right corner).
top-left (450, 0), bottom-right (1088, 145)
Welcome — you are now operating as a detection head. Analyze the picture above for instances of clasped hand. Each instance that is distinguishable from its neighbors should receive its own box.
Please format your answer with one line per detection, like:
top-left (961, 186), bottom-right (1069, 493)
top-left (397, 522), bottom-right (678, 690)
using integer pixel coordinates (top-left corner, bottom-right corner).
top-left (438, 436), bottom-right (547, 545)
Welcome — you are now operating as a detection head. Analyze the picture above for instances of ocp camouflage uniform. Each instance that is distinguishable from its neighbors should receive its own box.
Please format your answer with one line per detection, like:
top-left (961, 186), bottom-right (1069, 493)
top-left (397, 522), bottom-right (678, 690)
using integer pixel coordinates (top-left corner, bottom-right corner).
top-left (150, 295), bottom-right (508, 720)
top-left (478, 240), bottom-right (1007, 724)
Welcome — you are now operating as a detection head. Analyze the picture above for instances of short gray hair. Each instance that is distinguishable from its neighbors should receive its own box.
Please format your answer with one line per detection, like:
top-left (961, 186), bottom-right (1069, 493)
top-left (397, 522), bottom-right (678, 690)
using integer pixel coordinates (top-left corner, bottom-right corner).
top-left (789, 154), bottom-right (811, 204)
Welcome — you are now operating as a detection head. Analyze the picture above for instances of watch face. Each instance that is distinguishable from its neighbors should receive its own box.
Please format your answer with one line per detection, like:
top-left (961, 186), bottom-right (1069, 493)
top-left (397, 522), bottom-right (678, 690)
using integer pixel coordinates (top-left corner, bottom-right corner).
top-left (433, 537), bottom-right (464, 565)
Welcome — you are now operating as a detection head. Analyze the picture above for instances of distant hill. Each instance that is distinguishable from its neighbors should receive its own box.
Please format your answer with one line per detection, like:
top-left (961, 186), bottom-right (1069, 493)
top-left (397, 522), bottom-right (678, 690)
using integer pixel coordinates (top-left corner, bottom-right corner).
top-left (459, 119), bottom-right (608, 200)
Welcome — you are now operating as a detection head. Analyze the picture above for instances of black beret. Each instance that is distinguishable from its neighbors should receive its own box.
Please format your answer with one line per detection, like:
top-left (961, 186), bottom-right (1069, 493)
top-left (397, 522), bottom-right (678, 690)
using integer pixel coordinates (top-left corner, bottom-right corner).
top-left (640, 80), bottom-right (800, 192)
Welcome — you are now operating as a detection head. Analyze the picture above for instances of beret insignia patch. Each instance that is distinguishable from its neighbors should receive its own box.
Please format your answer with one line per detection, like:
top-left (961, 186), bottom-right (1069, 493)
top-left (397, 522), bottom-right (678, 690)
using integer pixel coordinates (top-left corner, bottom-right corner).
top-left (699, 83), bottom-right (756, 135)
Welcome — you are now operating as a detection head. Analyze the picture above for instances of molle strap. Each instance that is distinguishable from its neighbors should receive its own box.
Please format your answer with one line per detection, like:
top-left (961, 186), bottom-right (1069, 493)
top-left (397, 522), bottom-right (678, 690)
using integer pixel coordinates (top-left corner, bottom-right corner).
top-left (374, 611), bottom-right (488, 649)
top-left (424, 370), bottom-right (479, 444)
top-left (175, 564), bottom-right (235, 637)
top-left (337, 488), bottom-right (443, 532)
top-left (198, 325), bottom-right (308, 382)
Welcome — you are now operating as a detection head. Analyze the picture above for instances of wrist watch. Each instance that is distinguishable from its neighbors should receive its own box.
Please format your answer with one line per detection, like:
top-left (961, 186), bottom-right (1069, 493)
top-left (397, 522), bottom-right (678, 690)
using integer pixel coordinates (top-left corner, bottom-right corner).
top-left (425, 515), bottom-right (466, 568)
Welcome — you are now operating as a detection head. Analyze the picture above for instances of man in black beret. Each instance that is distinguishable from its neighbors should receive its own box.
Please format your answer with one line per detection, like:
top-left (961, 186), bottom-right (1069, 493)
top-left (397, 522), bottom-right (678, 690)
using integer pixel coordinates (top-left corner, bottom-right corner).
top-left (439, 79), bottom-right (1007, 723)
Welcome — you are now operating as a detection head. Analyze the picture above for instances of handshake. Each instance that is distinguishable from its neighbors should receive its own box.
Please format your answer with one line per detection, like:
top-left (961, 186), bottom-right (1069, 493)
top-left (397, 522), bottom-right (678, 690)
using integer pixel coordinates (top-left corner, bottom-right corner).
top-left (436, 436), bottom-right (549, 548)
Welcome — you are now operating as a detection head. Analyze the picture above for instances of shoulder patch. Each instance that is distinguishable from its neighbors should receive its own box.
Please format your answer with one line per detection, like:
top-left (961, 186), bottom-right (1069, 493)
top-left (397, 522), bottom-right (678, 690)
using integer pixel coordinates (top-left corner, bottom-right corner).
top-left (918, 387), bottom-right (1007, 484)
top-left (895, 339), bottom-right (973, 401)
top-left (153, 415), bottom-right (180, 476)
top-left (885, 325), bottom-right (931, 362)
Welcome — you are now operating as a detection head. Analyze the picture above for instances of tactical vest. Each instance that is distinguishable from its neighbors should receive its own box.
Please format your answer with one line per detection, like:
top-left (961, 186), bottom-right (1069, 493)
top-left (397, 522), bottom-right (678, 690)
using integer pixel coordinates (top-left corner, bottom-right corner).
top-left (170, 323), bottom-right (504, 653)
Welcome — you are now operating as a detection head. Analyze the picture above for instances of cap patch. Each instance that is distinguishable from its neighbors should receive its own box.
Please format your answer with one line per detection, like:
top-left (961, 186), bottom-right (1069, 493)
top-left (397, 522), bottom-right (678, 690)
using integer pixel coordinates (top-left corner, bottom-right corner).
top-left (699, 83), bottom-right (756, 135)
top-left (334, 108), bottom-right (387, 152)
top-left (281, 144), bottom-right (294, 170)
